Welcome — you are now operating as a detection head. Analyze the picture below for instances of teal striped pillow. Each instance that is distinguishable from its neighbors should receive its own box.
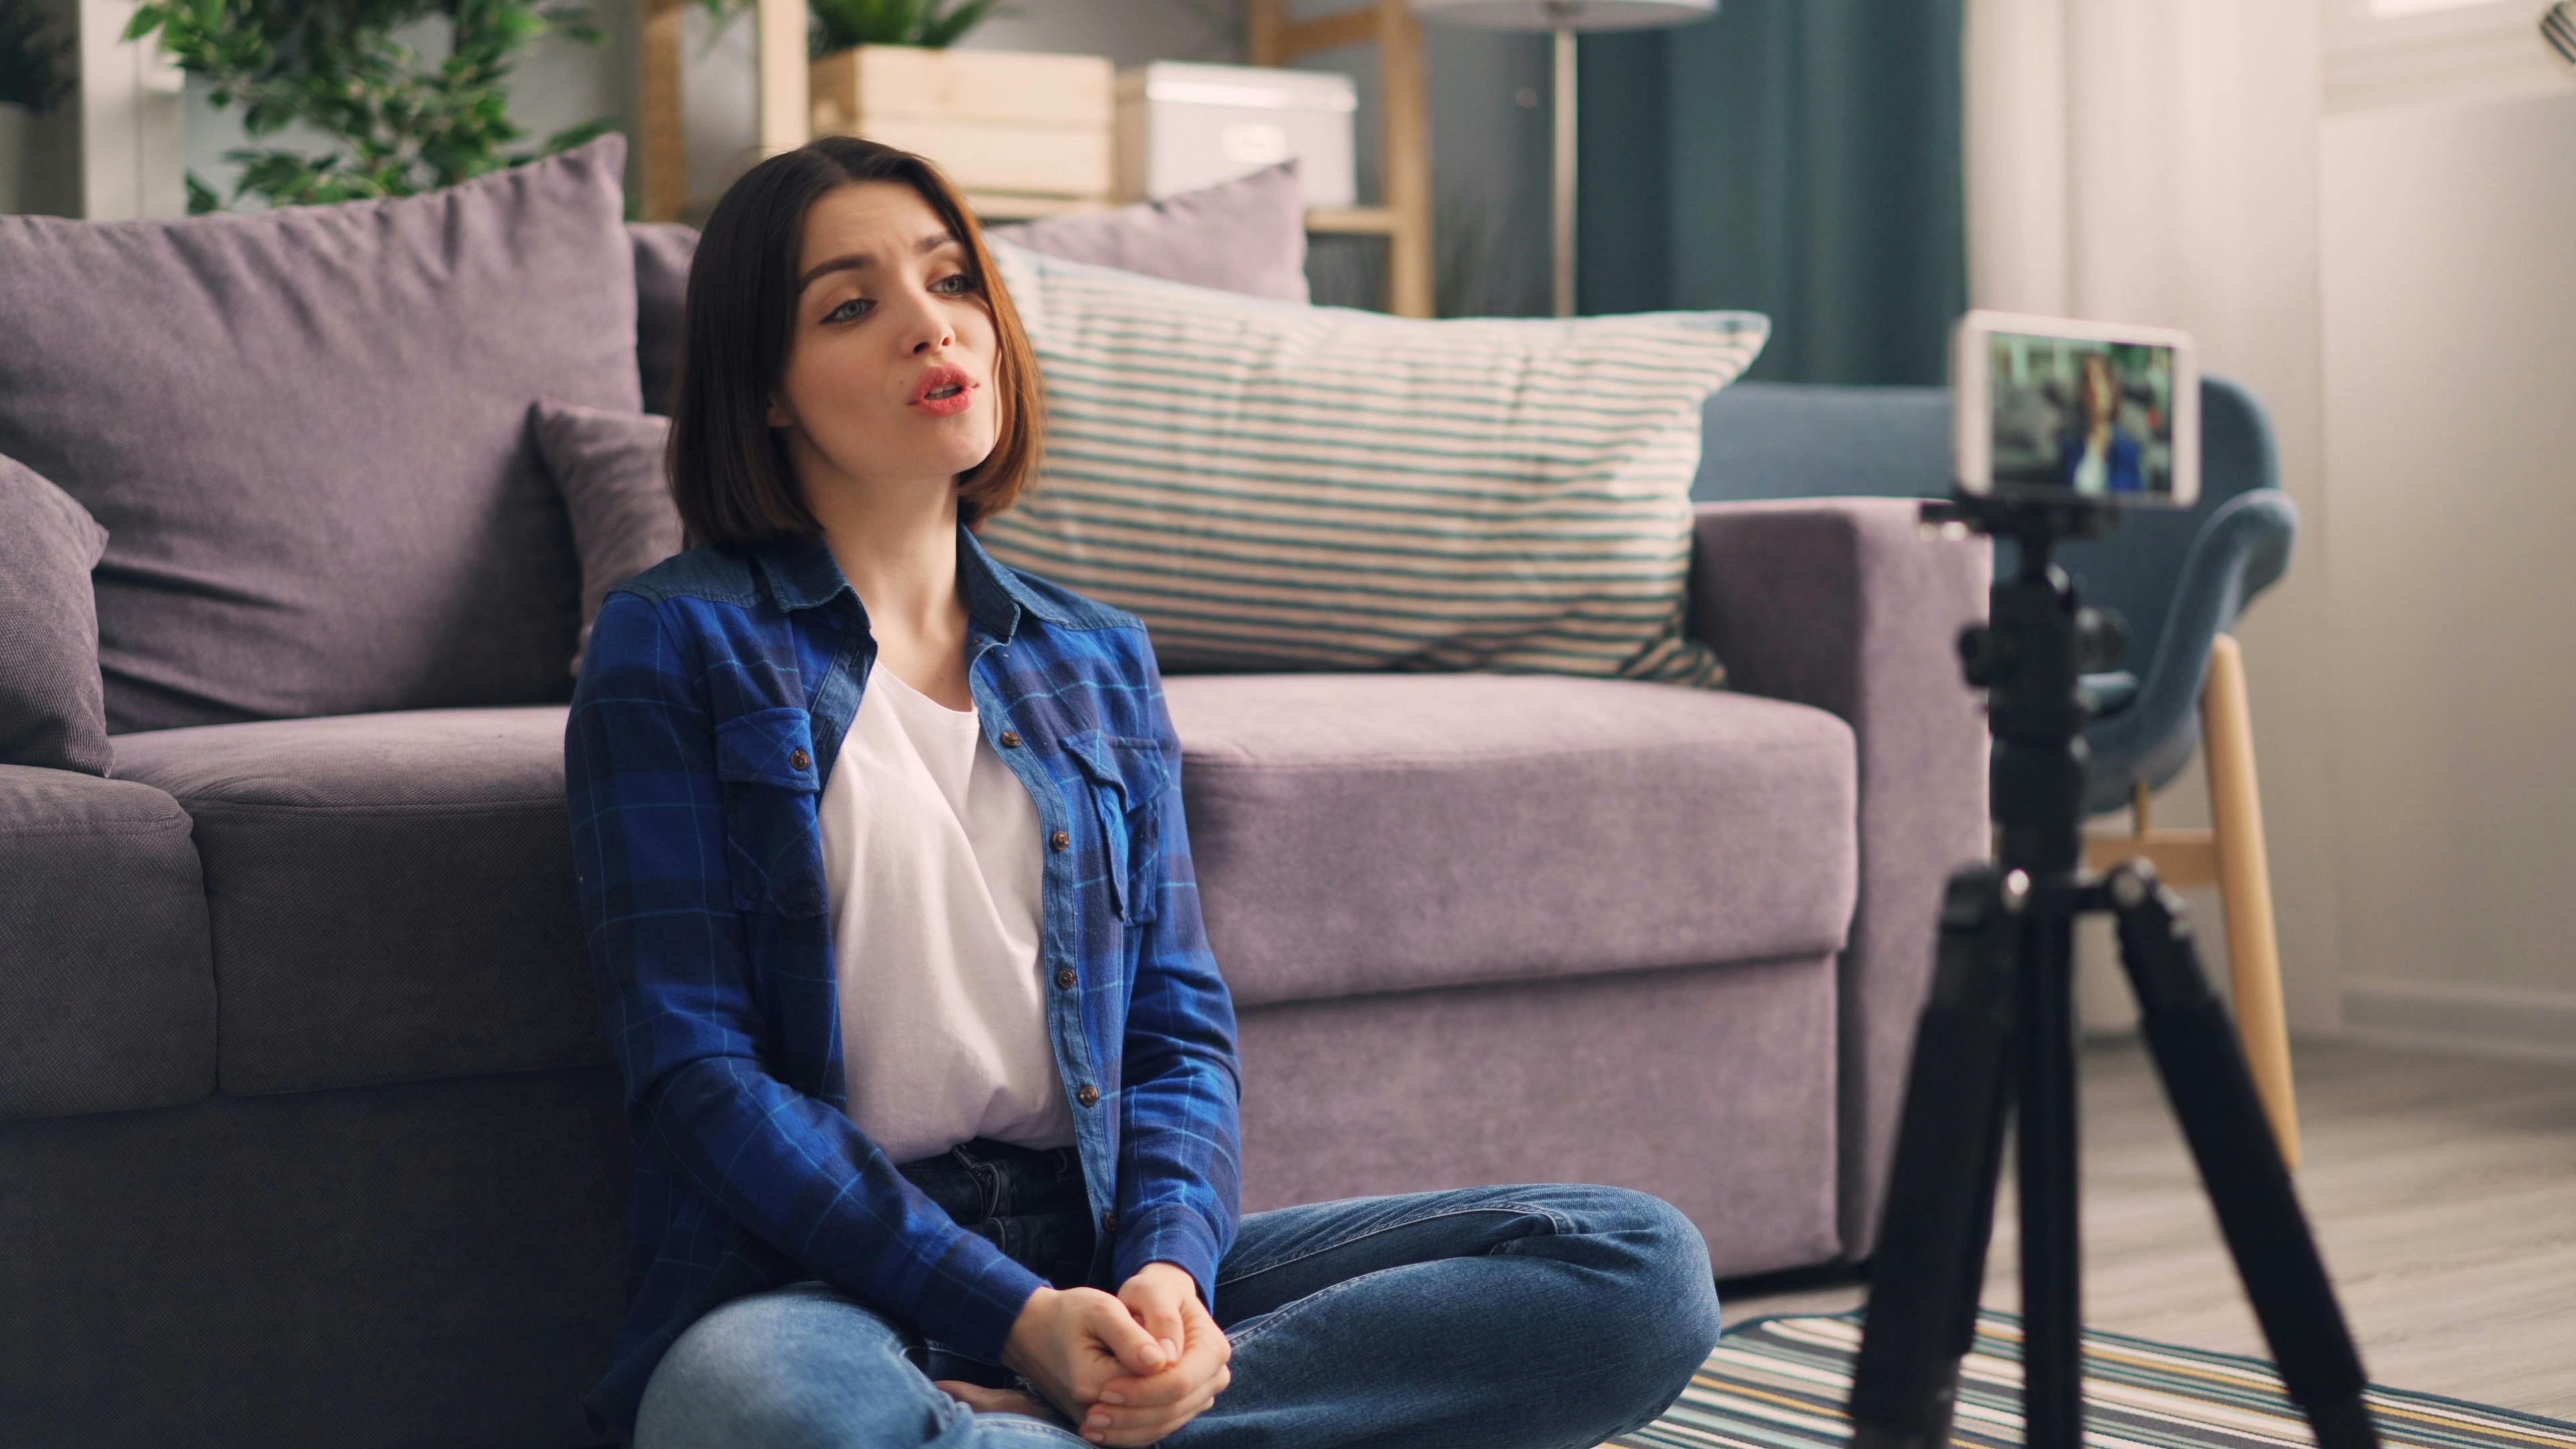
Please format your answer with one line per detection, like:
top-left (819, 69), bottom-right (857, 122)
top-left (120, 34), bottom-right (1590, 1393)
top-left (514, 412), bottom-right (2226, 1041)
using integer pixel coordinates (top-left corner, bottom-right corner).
top-left (979, 237), bottom-right (1768, 688)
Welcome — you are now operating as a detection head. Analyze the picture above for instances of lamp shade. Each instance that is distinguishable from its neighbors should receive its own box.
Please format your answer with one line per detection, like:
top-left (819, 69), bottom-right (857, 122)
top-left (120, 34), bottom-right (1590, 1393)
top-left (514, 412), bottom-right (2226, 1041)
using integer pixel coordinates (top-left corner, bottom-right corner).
top-left (1411, 0), bottom-right (1716, 30)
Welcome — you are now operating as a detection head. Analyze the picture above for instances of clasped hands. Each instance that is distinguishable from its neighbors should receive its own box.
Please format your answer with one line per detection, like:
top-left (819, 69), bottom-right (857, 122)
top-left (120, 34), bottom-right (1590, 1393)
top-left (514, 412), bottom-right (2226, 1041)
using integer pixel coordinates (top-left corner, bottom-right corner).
top-left (936, 1262), bottom-right (1233, 1447)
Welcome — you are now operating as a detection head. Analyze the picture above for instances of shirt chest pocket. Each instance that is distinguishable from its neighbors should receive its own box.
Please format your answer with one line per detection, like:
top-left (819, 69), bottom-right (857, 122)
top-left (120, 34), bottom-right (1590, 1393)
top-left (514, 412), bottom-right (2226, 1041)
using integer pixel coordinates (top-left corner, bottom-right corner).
top-left (1064, 729), bottom-right (1168, 928)
top-left (714, 707), bottom-right (828, 920)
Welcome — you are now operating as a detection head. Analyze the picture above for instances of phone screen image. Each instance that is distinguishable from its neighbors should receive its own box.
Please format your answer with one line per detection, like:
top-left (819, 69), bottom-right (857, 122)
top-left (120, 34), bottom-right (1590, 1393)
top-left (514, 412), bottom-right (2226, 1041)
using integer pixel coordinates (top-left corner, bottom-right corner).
top-left (1989, 332), bottom-right (2179, 500)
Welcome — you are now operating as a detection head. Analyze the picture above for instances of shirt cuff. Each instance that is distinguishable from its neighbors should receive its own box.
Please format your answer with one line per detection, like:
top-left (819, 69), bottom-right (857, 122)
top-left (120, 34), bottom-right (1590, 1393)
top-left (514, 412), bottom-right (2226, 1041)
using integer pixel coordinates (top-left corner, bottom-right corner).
top-left (1108, 1202), bottom-right (1222, 1318)
top-left (908, 1228), bottom-right (1053, 1367)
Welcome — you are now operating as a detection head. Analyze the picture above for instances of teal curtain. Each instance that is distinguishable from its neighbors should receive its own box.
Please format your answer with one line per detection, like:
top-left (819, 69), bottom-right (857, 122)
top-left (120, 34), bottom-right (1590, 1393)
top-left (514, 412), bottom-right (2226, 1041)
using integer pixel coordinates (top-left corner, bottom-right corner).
top-left (1577, 0), bottom-right (1966, 386)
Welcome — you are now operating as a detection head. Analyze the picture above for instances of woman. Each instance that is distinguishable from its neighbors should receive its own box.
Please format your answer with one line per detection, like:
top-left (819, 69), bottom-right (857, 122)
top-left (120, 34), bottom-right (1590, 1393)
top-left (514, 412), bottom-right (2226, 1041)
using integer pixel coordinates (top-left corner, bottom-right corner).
top-left (564, 135), bottom-right (1725, 1449)
top-left (2058, 350), bottom-right (2147, 495)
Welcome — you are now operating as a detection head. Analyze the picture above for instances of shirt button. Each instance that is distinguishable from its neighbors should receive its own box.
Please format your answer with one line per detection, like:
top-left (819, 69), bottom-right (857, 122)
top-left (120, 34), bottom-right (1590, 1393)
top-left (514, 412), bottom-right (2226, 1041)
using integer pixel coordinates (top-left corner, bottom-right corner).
top-left (1077, 1085), bottom-right (1099, 1106)
top-left (1101, 1210), bottom-right (1118, 1232)
top-left (1051, 829), bottom-right (1070, 851)
top-left (788, 748), bottom-right (810, 770)
top-left (1000, 730), bottom-right (1021, 748)
top-left (1055, 968), bottom-right (1077, 989)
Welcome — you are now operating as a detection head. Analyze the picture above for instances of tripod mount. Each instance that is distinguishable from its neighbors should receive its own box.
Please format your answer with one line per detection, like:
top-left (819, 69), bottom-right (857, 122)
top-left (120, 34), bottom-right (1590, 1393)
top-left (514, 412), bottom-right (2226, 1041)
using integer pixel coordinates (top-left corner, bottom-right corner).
top-left (1841, 490), bottom-right (2380, 1449)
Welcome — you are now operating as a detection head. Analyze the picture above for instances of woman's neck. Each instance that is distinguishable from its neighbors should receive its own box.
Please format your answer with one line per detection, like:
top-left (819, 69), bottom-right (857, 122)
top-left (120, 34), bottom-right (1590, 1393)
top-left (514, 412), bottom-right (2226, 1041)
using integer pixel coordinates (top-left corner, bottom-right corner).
top-left (810, 487), bottom-right (967, 641)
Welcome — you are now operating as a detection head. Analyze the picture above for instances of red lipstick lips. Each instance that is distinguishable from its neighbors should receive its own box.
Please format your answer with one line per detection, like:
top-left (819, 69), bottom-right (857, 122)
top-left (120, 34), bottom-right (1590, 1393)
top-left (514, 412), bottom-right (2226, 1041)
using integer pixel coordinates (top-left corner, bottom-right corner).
top-left (911, 363), bottom-right (975, 417)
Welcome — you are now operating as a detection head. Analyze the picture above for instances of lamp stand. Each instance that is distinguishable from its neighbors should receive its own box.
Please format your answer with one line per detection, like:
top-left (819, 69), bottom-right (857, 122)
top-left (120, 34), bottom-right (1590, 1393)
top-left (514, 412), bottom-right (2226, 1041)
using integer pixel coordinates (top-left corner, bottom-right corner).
top-left (1552, 22), bottom-right (1578, 317)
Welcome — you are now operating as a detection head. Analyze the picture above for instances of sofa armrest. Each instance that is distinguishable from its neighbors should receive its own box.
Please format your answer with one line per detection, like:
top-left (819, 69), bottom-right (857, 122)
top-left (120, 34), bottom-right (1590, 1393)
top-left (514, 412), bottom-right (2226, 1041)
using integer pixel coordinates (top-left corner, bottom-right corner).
top-left (0, 763), bottom-right (215, 1120)
top-left (1686, 497), bottom-right (1991, 1261)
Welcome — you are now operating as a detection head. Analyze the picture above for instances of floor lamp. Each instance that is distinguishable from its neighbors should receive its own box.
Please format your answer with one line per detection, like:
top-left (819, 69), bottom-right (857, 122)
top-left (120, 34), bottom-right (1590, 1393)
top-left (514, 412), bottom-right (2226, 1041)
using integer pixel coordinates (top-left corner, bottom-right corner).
top-left (1412, 0), bottom-right (1718, 317)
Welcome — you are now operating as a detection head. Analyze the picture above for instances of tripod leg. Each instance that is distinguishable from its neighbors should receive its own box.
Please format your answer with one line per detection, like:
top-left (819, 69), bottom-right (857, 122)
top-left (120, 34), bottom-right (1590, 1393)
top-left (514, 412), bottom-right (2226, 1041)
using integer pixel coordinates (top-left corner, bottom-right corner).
top-left (2106, 863), bottom-right (2381, 1449)
top-left (2018, 906), bottom-right (2083, 1449)
top-left (1847, 865), bottom-right (2023, 1449)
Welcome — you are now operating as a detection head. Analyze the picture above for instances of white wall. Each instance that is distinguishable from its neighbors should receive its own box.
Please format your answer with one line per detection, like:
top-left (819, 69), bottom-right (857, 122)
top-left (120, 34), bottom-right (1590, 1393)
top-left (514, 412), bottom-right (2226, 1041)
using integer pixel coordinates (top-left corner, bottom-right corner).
top-left (2319, 85), bottom-right (2576, 1061)
top-left (1966, 0), bottom-right (2341, 1041)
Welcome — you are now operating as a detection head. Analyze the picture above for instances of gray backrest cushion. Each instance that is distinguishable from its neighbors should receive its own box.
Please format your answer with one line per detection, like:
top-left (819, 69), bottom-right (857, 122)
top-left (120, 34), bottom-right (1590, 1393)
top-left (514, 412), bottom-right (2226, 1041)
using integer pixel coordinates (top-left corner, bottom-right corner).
top-left (624, 161), bottom-right (1313, 419)
top-left (0, 133), bottom-right (640, 735)
top-left (528, 398), bottom-right (682, 680)
top-left (0, 454), bottom-right (112, 775)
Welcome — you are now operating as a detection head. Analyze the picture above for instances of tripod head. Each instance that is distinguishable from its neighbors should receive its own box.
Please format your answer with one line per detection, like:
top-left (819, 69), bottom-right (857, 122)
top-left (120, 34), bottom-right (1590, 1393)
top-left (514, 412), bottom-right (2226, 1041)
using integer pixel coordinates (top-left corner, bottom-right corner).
top-left (1921, 492), bottom-right (2130, 877)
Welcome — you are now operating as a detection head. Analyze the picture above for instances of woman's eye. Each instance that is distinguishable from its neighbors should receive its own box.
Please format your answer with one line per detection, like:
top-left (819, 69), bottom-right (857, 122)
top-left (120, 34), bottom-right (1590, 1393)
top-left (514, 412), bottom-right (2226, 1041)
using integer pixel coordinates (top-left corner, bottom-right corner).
top-left (823, 275), bottom-right (973, 324)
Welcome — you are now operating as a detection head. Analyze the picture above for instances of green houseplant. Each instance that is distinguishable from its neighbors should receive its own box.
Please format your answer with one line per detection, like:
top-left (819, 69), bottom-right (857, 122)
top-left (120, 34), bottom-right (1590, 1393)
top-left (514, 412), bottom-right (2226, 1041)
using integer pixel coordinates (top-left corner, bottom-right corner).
top-left (123, 0), bottom-right (621, 213)
top-left (0, 2), bottom-right (74, 215)
top-left (697, 0), bottom-right (1014, 60)
top-left (0, 3), bottom-right (76, 116)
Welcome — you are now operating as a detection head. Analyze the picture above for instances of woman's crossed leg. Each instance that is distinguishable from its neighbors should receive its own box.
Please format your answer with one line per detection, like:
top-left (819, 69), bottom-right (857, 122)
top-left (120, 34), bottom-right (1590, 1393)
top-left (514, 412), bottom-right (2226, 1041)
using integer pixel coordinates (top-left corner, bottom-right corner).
top-left (633, 1181), bottom-right (1722, 1449)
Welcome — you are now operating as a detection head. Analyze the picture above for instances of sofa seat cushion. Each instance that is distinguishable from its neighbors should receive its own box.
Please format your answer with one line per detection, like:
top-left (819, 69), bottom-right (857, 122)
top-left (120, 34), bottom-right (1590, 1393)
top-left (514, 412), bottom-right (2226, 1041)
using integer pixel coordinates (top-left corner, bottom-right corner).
top-left (0, 765), bottom-right (215, 1120)
top-left (100, 672), bottom-right (1855, 1097)
top-left (1160, 672), bottom-right (1858, 1006)
top-left (107, 707), bottom-right (596, 1098)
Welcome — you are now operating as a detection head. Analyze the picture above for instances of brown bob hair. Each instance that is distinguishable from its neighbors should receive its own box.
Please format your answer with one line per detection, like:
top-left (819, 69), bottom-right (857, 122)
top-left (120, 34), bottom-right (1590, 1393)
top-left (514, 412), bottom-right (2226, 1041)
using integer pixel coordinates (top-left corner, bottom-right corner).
top-left (662, 136), bottom-right (1045, 551)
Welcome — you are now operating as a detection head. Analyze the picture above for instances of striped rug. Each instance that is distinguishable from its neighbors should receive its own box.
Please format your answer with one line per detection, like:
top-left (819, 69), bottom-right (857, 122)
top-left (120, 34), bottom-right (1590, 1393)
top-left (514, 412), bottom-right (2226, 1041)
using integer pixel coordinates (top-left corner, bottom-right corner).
top-left (1612, 1308), bottom-right (2576, 1449)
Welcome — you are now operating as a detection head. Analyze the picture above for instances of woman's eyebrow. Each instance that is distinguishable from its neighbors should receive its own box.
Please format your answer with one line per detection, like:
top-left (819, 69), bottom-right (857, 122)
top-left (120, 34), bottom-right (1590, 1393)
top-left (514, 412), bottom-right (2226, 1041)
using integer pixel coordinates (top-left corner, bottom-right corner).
top-left (799, 232), bottom-right (963, 292)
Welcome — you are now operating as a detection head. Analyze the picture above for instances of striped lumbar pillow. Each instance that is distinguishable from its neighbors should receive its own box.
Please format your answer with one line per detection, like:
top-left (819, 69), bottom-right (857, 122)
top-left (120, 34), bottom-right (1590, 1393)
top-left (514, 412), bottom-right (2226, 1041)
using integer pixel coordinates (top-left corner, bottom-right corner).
top-left (977, 236), bottom-right (1768, 688)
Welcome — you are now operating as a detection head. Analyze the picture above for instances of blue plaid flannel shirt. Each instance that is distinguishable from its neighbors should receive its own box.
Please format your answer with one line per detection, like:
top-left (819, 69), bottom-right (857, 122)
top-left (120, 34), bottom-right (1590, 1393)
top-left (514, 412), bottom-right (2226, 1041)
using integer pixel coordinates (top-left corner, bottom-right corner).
top-left (564, 521), bottom-right (1243, 1445)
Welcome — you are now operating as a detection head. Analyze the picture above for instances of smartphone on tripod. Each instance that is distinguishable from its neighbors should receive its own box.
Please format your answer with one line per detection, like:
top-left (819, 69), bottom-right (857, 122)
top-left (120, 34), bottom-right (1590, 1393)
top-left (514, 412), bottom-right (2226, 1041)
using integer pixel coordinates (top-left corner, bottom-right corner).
top-left (1950, 309), bottom-right (2200, 508)
top-left (1845, 309), bottom-right (2379, 1449)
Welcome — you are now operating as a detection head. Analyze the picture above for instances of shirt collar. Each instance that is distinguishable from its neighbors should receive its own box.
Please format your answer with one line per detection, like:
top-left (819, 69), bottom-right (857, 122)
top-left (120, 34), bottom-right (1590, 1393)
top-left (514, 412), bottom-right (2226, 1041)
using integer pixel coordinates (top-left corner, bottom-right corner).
top-left (749, 520), bottom-right (1065, 640)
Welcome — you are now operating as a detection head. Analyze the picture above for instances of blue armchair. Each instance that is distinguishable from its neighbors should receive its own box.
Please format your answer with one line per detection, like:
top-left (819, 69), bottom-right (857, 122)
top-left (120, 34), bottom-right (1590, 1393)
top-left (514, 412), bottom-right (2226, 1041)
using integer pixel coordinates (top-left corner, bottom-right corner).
top-left (1694, 374), bottom-right (2306, 1166)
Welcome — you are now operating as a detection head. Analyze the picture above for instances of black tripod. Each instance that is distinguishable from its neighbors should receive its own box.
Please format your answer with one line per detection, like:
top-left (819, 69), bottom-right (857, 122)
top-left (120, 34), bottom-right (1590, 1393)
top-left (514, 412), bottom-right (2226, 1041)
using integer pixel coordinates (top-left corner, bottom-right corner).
top-left (1841, 492), bottom-right (2380, 1449)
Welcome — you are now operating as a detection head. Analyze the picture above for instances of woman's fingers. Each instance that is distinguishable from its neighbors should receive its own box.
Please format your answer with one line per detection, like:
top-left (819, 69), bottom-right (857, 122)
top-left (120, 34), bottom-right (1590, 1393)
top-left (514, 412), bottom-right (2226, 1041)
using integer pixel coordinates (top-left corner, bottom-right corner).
top-left (1088, 1362), bottom-right (1231, 1445)
top-left (1080, 1292), bottom-right (1233, 1444)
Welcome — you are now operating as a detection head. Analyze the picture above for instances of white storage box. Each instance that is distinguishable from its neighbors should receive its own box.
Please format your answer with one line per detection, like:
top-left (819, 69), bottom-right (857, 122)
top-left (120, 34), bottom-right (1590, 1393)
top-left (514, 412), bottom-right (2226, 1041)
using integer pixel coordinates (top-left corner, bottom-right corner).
top-left (1114, 62), bottom-right (1356, 209)
top-left (810, 45), bottom-right (1115, 203)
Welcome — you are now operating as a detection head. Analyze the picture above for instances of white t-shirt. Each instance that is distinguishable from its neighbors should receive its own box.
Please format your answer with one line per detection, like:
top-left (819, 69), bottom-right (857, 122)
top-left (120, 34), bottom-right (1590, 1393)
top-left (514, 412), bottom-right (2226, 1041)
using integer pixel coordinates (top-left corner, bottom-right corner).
top-left (2073, 439), bottom-right (2109, 496)
top-left (817, 659), bottom-right (1077, 1165)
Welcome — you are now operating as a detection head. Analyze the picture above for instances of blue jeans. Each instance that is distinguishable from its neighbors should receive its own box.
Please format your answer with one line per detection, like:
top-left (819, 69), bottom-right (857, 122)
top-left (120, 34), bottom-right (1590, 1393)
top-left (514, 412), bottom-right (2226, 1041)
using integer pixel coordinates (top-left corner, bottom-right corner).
top-left (631, 1138), bottom-right (1723, 1449)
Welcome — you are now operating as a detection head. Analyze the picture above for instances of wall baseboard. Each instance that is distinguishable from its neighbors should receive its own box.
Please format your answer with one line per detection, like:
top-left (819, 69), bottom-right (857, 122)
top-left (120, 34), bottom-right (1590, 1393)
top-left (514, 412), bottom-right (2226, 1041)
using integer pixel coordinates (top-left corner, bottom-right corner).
top-left (2340, 977), bottom-right (2576, 1064)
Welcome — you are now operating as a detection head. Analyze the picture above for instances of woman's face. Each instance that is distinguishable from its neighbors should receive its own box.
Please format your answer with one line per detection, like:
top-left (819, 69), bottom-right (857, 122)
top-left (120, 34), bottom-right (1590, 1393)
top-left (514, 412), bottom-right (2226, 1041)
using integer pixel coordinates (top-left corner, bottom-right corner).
top-left (766, 179), bottom-right (999, 504)
top-left (2082, 356), bottom-right (2117, 423)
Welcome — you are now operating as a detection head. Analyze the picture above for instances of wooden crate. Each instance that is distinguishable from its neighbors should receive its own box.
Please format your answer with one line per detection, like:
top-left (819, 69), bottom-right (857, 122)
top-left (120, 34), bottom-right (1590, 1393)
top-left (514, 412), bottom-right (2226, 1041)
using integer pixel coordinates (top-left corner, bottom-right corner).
top-left (810, 45), bottom-right (1114, 201)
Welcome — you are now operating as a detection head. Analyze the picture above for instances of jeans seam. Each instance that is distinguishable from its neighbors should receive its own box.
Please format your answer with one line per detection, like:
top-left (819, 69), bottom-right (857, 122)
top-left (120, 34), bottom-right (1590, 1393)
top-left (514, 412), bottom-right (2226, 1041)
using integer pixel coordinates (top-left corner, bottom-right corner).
top-left (1214, 1200), bottom-right (1574, 1287)
top-left (1219, 1267), bottom-right (1378, 1354)
top-left (969, 1413), bottom-right (1093, 1445)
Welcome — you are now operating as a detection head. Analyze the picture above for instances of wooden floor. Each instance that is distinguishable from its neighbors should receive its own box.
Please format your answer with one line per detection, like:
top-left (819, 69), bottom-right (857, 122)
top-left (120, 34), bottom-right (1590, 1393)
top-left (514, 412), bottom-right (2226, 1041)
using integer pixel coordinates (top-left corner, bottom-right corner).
top-left (1719, 1036), bottom-right (2576, 1418)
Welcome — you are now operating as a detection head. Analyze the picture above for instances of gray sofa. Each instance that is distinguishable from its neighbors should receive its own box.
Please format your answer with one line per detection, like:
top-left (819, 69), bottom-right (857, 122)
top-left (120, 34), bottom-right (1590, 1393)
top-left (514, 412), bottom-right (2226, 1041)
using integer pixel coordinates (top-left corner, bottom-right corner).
top-left (0, 189), bottom-right (1990, 1448)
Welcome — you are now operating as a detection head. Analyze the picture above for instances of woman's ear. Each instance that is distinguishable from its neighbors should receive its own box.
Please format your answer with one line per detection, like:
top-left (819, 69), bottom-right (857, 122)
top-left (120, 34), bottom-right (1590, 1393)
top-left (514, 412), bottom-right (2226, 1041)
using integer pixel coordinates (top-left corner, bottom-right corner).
top-left (767, 394), bottom-right (792, 429)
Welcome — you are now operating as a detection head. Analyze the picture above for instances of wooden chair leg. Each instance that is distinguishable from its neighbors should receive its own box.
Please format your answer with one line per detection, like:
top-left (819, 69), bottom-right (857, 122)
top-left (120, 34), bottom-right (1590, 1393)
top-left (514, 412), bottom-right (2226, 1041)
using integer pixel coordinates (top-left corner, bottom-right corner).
top-left (2202, 633), bottom-right (2302, 1170)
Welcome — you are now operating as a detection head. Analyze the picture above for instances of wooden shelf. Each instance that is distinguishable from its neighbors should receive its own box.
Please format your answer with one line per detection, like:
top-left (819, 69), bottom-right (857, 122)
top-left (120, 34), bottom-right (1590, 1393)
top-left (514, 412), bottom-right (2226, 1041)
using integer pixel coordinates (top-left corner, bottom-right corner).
top-left (1302, 205), bottom-right (1403, 236)
top-left (969, 200), bottom-right (1405, 236)
top-left (675, 193), bottom-right (1407, 239)
top-left (961, 193), bottom-right (1116, 221)
top-left (639, 0), bottom-right (1433, 313)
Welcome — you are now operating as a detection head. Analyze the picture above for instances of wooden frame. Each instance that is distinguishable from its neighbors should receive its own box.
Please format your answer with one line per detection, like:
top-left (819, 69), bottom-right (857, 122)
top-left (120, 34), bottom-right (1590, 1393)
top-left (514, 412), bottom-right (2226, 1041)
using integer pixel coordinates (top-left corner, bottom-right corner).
top-left (2083, 633), bottom-right (2303, 1169)
top-left (1247, 0), bottom-right (1436, 317)
top-left (640, 0), bottom-right (813, 225)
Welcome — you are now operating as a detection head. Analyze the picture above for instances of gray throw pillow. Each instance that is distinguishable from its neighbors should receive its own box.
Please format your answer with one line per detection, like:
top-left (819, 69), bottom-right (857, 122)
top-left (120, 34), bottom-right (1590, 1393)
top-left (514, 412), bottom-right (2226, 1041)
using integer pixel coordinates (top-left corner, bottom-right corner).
top-left (0, 133), bottom-right (639, 735)
top-left (0, 453), bottom-right (113, 776)
top-left (986, 159), bottom-right (1310, 304)
top-left (631, 221), bottom-right (699, 417)
top-left (528, 399), bottom-right (684, 682)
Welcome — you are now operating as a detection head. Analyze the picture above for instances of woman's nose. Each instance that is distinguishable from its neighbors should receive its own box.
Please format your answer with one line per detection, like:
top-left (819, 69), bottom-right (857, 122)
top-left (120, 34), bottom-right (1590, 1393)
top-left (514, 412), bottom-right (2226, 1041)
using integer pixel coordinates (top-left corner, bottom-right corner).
top-left (892, 290), bottom-right (954, 352)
